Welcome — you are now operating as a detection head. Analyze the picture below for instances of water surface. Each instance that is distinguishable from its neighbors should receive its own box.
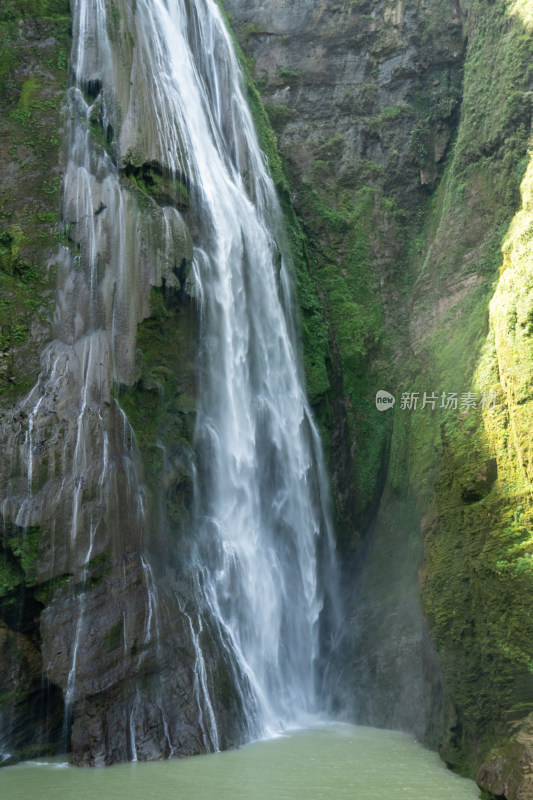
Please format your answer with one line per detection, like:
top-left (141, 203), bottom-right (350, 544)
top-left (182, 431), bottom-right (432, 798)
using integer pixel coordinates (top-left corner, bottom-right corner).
top-left (0, 724), bottom-right (481, 800)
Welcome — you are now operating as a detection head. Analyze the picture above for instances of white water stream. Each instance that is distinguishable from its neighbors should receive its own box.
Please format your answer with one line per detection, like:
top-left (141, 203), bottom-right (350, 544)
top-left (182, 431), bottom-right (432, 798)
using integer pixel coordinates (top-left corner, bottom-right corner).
top-left (91, 0), bottom-right (340, 738)
top-left (147, 0), bottom-right (340, 732)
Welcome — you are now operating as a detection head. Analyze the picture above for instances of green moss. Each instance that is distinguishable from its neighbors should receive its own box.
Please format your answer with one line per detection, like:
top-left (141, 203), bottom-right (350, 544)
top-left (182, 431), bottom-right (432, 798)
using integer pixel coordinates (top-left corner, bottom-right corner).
top-left (453, 2), bottom-right (532, 185)
top-left (411, 3), bottom-right (533, 773)
top-left (356, 83), bottom-right (379, 113)
top-left (369, 104), bottom-right (410, 134)
top-left (84, 550), bottom-right (111, 572)
top-left (236, 21), bottom-right (266, 45)
top-left (33, 573), bottom-right (73, 604)
top-left (103, 620), bottom-right (123, 653)
top-left (18, 77), bottom-right (41, 109)
top-left (0, 0), bottom-right (70, 404)
top-left (89, 103), bottom-right (116, 155)
top-left (0, 227), bottom-right (51, 353)
top-left (123, 160), bottom-right (190, 210)
top-left (115, 287), bottom-right (197, 539)
top-left (0, 523), bottom-right (41, 608)
top-left (293, 178), bottom-right (394, 523)
top-left (422, 371), bottom-right (533, 772)
top-left (264, 103), bottom-right (294, 133)
top-left (275, 66), bottom-right (302, 85)
top-left (0, 554), bottom-right (23, 597)
top-left (214, 1), bottom-right (333, 425)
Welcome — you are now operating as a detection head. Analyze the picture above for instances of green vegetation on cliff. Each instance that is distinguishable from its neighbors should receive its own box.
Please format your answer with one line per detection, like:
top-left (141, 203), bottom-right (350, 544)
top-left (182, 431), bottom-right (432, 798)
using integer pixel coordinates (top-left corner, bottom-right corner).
top-left (224, 0), bottom-right (467, 541)
top-left (226, 0), bottom-right (533, 792)
top-left (421, 150), bottom-right (533, 785)
top-left (0, 0), bottom-right (71, 761)
top-left (0, 0), bottom-right (70, 402)
top-left (216, 0), bottom-right (332, 423)
top-left (387, 0), bottom-right (533, 788)
top-left (115, 287), bottom-right (198, 543)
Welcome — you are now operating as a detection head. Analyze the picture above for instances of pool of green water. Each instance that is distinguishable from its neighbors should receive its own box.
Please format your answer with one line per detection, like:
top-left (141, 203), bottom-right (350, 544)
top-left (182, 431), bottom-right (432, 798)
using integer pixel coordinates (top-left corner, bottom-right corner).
top-left (0, 723), bottom-right (480, 799)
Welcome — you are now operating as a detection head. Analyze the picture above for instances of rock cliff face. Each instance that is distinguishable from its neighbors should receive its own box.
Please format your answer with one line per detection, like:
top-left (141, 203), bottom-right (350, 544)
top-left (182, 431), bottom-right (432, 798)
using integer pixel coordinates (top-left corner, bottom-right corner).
top-left (1, 0), bottom-right (337, 770)
top-left (1, 0), bottom-right (533, 797)
top-left (0, 0), bottom-right (249, 766)
top-left (0, 0), bottom-right (71, 762)
top-left (224, 0), bottom-right (533, 796)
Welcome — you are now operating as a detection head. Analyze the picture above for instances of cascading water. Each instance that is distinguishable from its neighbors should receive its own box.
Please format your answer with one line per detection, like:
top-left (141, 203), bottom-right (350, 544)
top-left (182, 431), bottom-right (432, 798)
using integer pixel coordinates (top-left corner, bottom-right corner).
top-left (172, 0), bottom-right (341, 731)
top-left (125, 0), bottom-right (340, 736)
top-left (0, 0), bottom-right (340, 764)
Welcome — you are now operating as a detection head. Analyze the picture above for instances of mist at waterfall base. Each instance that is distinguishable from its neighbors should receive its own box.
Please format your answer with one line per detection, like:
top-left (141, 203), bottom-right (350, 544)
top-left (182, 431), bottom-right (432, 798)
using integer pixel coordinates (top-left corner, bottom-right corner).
top-left (0, 0), bottom-right (342, 765)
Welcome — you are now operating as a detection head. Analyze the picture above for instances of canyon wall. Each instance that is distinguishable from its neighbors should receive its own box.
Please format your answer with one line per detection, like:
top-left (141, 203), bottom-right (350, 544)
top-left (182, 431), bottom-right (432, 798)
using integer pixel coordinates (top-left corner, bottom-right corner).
top-left (1, 1), bottom-right (533, 798)
top-left (223, 0), bottom-right (533, 796)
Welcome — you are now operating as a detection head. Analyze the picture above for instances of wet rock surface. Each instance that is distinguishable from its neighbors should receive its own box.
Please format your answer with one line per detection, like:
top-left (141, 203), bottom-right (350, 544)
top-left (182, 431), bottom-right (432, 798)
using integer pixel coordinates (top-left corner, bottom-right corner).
top-left (225, 0), bottom-right (463, 195)
top-left (225, 0), bottom-right (465, 744)
top-left (477, 715), bottom-right (533, 800)
top-left (226, 2), bottom-right (533, 797)
top-left (2, 0), bottom-right (337, 768)
top-left (0, 0), bottom-right (242, 766)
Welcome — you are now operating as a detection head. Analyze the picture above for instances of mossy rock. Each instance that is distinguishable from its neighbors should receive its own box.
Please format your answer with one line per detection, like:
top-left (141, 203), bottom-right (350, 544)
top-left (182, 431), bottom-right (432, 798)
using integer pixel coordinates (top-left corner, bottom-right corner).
top-left (123, 160), bottom-right (190, 211)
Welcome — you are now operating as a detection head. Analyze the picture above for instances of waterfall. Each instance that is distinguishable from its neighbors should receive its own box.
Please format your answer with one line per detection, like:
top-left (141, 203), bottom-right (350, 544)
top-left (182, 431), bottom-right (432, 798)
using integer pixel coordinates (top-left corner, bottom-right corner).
top-left (127, 0), bottom-right (340, 734)
top-left (0, 0), bottom-right (340, 762)
top-left (171, 0), bottom-right (340, 730)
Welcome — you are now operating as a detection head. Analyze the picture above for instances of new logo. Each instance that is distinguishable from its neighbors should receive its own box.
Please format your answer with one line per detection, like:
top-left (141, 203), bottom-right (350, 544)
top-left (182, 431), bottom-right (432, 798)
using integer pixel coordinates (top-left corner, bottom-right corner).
top-left (375, 390), bottom-right (395, 411)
